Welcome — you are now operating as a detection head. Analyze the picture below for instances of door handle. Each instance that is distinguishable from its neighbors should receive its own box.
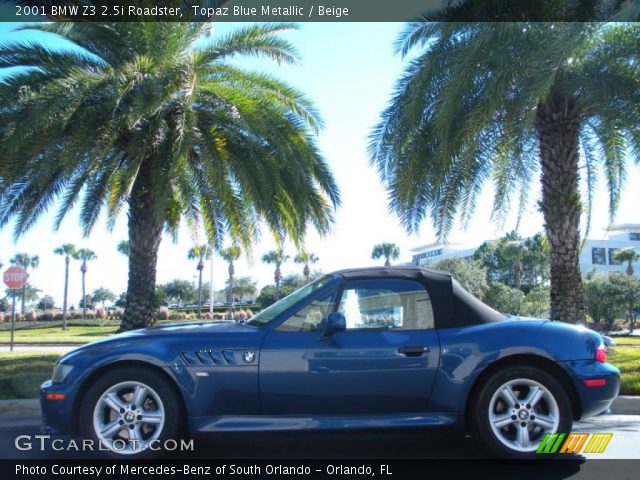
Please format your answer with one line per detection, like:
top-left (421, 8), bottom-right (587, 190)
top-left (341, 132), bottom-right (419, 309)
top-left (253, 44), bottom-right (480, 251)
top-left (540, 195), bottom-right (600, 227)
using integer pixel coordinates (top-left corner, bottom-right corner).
top-left (397, 346), bottom-right (429, 357)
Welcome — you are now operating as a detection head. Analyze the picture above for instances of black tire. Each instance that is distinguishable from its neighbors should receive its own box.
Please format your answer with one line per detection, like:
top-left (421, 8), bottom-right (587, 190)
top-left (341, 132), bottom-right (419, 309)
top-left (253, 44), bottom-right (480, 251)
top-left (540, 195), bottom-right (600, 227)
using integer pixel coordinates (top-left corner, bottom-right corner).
top-left (79, 366), bottom-right (183, 457)
top-left (469, 364), bottom-right (572, 458)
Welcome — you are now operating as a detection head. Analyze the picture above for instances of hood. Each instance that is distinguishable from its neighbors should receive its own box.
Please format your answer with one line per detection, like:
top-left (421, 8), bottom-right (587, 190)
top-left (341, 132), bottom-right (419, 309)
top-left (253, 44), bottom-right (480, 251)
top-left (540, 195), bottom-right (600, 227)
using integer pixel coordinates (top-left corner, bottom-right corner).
top-left (121, 320), bottom-right (256, 337)
top-left (60, 321), bottom-right (259, 364)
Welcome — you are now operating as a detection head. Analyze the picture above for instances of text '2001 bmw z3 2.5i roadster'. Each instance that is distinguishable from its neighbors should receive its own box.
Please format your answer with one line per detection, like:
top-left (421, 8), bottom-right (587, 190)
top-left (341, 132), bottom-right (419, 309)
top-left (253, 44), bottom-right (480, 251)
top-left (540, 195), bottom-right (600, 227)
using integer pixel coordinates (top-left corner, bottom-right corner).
top-left (41, 267), bottom-right (620, 458)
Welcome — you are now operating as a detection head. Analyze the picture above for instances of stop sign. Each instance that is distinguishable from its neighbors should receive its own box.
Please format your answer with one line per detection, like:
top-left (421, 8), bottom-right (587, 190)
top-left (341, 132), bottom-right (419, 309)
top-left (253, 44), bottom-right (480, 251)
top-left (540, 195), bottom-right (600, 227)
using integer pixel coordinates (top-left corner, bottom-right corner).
top-left (3, 266), bottom-right (28, 289)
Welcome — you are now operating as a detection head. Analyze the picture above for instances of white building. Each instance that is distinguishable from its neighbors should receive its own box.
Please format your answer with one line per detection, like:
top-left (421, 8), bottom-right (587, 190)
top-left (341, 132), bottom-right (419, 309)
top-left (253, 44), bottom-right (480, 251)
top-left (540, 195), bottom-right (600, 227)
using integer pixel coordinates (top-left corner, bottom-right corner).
top-left (410, 223), bottom-right (640, 277)
top-left (410, 240), bottom-right (483, 266)
top-left (579, 224), bottom-right (640, 276)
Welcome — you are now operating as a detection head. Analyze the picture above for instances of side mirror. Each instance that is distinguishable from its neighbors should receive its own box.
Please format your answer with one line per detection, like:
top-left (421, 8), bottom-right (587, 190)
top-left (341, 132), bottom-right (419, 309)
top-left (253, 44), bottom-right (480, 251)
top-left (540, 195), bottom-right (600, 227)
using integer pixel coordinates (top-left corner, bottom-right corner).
top-left (324, 312), bottom-right (346, 336)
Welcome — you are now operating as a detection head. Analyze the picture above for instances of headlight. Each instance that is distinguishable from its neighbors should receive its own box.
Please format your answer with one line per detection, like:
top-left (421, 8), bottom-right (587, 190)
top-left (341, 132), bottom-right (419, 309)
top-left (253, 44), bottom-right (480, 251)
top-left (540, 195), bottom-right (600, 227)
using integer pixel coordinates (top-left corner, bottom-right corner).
top-left (52, 363), bottom-right (74, 384)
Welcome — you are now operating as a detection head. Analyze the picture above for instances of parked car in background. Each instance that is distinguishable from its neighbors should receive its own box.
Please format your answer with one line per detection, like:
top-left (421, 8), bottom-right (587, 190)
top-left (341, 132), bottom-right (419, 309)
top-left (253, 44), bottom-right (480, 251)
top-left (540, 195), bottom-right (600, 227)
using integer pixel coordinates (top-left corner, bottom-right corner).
top-left (41, 267), bottom-right (619, 458)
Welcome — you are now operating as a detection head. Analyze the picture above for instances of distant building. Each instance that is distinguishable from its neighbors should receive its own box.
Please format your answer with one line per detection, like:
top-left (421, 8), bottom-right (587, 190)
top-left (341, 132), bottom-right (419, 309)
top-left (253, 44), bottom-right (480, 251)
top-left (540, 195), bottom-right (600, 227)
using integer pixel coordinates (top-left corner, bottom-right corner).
top-left (410, 223), bottom-right (640, 277)
top-left (579, 224), bottom-right (640, 277)
top-left (410, 241), bottom-right (483, 266)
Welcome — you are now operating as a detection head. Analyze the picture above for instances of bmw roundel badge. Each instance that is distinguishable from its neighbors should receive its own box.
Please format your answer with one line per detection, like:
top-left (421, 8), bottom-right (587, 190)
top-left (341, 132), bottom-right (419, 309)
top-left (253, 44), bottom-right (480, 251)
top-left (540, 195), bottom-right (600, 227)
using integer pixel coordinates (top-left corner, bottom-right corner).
top-left (243, 351), bottom-right (255, 363)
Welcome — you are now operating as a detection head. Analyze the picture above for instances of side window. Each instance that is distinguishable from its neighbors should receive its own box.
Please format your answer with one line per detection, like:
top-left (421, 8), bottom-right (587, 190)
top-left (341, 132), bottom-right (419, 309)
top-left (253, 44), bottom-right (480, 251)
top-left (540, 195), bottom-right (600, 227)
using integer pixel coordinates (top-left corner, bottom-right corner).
top-left (276, 288), bottom-right (337, 332)
top-left (337, 279), bottom-right (434, 330)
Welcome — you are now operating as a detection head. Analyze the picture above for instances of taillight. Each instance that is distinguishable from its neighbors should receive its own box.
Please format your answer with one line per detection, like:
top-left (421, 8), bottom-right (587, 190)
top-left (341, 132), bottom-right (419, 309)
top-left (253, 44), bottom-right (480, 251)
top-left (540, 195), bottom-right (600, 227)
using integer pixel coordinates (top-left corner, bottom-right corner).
top-left (584, 379), bottom-right (606, 387)
top-left (596, 345), bottom-right (607, 363)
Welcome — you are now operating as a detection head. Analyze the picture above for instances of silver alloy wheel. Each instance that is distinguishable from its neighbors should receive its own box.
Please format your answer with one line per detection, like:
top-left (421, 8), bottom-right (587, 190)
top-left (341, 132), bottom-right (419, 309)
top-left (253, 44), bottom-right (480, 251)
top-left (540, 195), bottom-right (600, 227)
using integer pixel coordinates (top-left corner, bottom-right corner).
top-left (92, 381), bottom-right (165, 455)
top-left (488, 378), bottom-right (560, 453)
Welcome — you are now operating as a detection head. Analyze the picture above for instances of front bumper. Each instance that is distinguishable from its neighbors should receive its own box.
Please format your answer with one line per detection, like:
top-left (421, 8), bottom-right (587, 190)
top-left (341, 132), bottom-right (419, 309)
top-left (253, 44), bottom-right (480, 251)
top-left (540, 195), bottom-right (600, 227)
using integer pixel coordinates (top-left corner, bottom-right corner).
top-left (564, 360), bottom-right (620, 419)
top-left (40, 379), bottom-right (80, 435)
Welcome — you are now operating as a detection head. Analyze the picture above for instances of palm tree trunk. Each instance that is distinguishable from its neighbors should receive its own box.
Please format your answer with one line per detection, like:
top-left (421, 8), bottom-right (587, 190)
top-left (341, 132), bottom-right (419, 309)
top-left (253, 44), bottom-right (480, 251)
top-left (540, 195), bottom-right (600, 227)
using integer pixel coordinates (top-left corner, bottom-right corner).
top-left (20, 284), bottom-right (25, 315)
top-left (384, 258), bottom-right (391, 267)
top-left (514, 261), bottom-right (522, 290)
top-left (304, 263), bottom-right (310, 283)
top-left (197, 264), bottom-right (203, 320)
top-left (536, 91), bottom-right (584, 322)
top-left (228, 262), bottom-right (235, 320)
top-left (81, 267), bottom-right (86, 320)
top-left (62, 256), bottom-right (69, 331)
top-left (120, 159), bottom-right (164, 331)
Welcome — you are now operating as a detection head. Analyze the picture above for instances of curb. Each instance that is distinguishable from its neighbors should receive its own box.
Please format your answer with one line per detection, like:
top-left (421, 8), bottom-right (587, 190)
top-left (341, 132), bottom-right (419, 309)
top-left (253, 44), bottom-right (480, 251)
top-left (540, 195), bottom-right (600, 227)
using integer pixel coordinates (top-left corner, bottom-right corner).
top-left (0, 396), bottom-right (638, 423)
top-left (609, 395), bottom-right (640, 415)
top-left (0, 398), bottom-right (40, 422)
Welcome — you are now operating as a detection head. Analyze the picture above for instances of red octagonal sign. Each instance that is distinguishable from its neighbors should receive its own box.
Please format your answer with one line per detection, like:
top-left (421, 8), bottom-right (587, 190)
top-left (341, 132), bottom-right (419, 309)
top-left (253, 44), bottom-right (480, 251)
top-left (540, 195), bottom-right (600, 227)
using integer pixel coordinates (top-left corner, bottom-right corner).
top-left (3, 266), bottom-right (28, 290)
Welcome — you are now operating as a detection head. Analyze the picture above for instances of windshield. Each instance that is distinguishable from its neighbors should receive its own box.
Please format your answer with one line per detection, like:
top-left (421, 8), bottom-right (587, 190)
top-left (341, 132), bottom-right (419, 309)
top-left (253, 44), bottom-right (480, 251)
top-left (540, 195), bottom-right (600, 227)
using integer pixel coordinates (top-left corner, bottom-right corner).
top-left (247, 275), bottom-right (336, 327)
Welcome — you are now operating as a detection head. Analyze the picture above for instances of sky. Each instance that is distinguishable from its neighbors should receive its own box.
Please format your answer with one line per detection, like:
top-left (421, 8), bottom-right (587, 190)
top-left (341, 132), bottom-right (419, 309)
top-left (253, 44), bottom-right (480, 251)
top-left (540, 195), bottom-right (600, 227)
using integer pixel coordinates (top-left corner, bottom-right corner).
top-left (1, 21), bottom-right (639, 308)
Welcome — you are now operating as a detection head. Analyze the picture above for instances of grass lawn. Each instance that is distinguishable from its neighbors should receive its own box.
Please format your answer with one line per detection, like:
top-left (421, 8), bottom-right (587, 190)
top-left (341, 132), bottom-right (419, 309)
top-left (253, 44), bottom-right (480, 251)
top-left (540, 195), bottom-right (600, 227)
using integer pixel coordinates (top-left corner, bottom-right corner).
top-left (0, 352), bottom-right (63, 400)
top-left (609, 336), bottom-right (640, 347)
top-left (0, 325), bottom-right (117, 344)
top-left (608, 346), bottom-right (640, 396)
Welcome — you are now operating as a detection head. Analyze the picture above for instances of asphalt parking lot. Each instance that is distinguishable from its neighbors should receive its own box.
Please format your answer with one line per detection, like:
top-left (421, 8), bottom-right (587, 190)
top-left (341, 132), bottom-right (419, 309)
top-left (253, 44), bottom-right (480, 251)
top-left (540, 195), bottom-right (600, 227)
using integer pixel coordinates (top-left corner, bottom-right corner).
top-left (0, 414), bottom-right (638, 460)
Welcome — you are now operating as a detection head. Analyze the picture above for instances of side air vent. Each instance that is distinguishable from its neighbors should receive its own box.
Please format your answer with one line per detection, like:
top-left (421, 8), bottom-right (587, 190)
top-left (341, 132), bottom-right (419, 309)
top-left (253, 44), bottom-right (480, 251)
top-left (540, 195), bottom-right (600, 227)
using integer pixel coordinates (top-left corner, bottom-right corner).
top-left (180, 350), bottom-right (240, 366)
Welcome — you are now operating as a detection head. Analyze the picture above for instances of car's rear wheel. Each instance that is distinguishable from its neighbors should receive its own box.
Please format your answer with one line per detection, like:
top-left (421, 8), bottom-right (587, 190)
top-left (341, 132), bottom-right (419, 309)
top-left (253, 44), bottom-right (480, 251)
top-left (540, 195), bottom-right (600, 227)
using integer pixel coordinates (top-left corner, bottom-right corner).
top-left (79, 366), bottom-right (182, 457)
top-left (470, 365), bottom-right (572, 458)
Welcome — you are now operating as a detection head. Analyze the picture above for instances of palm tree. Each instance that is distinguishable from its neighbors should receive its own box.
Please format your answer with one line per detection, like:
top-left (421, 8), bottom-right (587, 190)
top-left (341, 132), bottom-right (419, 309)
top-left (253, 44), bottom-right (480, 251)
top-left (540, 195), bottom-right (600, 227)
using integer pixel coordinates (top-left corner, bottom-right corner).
top-left (53, 244), bottom-right (76, 330)
top-left (0, 23), bottom-right (340, 331)
top-left (502, 241), bottom-right (528, 290)
top-left (294, 250), bottom-right (319, 283)
top-left (9, 253), bottom-right (39, 314)
top-left (370, 23), bottom-right (640, 322)
top-left (116, 241), bottom-right (130, 257)
top-left (188, 244), bottom-right (213, 319)
top-left (222, 276), bottom-right (258, 302)
top-left (262, 248), bottom-right (290, 299)
top-left (220, 246), bottom-right (241, 319)
top-left (614, 248), bottom-right (640, 276)
top-left (371, 243), bottom-right (400, 267)
top-left (73, 248), bottom-right (96, 319)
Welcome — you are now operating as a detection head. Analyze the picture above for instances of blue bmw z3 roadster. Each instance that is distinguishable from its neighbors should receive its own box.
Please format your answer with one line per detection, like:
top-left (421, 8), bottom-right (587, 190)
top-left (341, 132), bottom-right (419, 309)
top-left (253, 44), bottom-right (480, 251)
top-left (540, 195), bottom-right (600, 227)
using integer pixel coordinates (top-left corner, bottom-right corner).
top-left (41, 267), bottom-right (619, 457)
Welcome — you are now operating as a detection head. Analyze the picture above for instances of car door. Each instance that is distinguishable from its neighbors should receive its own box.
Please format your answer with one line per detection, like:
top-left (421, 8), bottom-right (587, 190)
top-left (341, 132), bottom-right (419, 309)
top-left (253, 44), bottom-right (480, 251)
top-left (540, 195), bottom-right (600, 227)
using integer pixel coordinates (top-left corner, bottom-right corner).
top-left (259, 277), bottom-right (440, 414)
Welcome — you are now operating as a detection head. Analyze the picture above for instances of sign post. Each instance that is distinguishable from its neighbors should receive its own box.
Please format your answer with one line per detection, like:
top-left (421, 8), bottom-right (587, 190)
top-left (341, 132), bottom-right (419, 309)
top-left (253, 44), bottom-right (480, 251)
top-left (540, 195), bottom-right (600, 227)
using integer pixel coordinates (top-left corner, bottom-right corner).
top-left (10, 291), bottom-right (16, 352)
top-left (3, 266), bottom-right (29, 352)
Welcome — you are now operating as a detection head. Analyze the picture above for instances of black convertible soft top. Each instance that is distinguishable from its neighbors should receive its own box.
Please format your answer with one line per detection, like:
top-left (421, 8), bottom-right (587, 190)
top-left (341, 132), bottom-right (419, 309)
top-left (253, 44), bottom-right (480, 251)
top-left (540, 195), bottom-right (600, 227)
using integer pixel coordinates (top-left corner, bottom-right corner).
top-left (333, 266), bottom-right (505, 329)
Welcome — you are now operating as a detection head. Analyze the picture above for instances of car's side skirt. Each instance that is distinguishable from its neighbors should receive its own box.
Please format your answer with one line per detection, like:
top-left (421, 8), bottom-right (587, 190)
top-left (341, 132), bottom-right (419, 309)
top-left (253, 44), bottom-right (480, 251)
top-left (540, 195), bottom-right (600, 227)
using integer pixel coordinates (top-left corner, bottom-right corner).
top-left (190, 413), bottom-right (462, 433)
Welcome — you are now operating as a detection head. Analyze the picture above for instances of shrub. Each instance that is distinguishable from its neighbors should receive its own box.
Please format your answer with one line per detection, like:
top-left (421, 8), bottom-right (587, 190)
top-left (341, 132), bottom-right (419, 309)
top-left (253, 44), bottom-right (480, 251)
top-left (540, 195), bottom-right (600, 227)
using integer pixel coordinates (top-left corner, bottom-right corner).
top-left (25, 311), bottom-right (37, 322)
top-left (613, 322), bottom-right (624, 331)
top-left (484, 282), bottom-right (524, 315)
top-left (54, 313), bottom-right (64, 321)
top-left (115, 308), bottom-right (125, 319)
top-left (38, 311), bottom-right (54, 321)
top-left (520, 288), bottom-right (550, 318)
top-left (245, 309), bottom-right (254, 319)
top-left (157, 307), bottom-right (170, 320)
top-left (94, 307), bottom-right (106, 319)
top-left (432, 257), bottom-right (489, 300)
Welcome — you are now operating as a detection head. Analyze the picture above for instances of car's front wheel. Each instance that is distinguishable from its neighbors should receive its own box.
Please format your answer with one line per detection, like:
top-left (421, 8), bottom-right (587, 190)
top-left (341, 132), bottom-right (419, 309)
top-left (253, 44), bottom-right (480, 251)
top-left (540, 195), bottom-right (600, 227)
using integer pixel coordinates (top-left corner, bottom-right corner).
top-left (79, 366), bottom-right (182, 457)
top-left (470, 365), bottom-right (572, 458)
